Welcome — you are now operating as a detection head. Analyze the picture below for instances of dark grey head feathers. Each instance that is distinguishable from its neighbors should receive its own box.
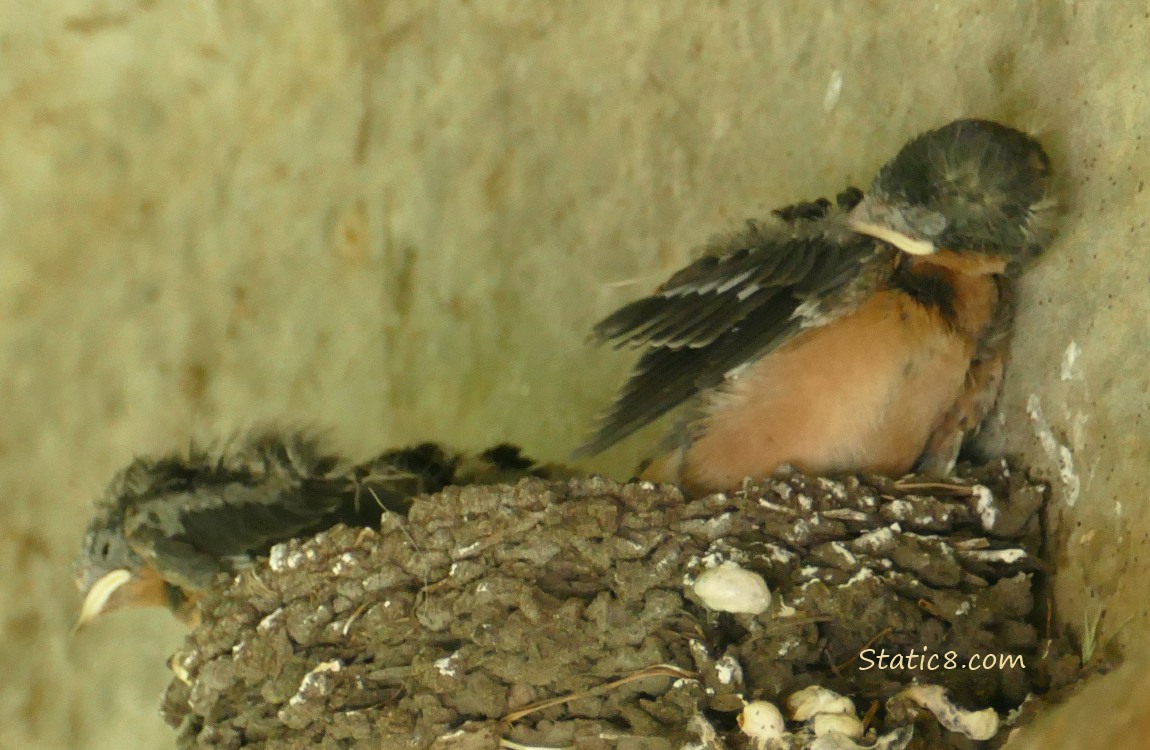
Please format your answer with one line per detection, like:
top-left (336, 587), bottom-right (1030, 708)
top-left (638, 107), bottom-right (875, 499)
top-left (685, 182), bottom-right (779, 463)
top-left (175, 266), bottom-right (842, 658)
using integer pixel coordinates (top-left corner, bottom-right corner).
top-left (850, 119), bottom-right (1053, 261)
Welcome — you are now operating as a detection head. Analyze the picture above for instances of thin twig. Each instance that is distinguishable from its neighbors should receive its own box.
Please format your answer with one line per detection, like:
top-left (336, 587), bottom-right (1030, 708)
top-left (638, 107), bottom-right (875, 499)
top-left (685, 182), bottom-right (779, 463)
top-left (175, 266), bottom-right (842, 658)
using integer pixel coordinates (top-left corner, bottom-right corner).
top-left (500, 740), bottom-right (573, 750)
top-left (832, 627), bottom-right (893, 672)
top-left (502, 664), bottom-right (697, 723)
top-left (890, 481), bottom-right (975, 496)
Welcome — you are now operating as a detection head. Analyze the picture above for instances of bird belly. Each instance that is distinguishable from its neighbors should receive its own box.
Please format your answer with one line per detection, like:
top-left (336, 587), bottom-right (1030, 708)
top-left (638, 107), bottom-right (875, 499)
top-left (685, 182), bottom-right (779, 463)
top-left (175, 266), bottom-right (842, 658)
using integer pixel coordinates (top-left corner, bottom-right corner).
top-left (672, 290), bottom-right (977, 494)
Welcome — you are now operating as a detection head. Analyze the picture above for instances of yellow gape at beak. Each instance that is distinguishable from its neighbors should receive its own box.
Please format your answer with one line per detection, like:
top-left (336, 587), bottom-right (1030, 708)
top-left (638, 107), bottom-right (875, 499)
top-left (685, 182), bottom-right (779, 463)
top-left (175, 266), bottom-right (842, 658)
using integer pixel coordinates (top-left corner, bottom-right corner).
top-left (73, 569), bottom-right (132, 631)
top-left (849, 220), bottom-right (937, 256)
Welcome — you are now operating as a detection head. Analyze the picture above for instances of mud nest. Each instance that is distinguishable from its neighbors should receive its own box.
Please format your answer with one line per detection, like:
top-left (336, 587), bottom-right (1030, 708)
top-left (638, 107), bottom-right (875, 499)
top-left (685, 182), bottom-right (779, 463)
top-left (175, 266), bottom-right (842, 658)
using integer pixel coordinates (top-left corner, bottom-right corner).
top-left (161, 461), bottom-right (1077, 749)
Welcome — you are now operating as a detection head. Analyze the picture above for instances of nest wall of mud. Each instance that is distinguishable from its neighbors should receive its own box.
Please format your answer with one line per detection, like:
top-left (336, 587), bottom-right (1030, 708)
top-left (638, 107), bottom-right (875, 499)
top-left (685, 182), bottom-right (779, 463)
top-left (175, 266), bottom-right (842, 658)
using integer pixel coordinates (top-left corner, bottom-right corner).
top-left (162, 466), bottom-right (1074, 750)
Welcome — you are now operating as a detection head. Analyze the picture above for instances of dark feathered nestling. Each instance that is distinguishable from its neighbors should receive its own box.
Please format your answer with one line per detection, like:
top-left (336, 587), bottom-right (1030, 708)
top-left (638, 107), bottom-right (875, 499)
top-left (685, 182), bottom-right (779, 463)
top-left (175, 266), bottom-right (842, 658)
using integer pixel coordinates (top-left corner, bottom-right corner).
top-left (579, 119), bottom-right (1054, 495)
top-left (74, 430), bottom-right (562, 625)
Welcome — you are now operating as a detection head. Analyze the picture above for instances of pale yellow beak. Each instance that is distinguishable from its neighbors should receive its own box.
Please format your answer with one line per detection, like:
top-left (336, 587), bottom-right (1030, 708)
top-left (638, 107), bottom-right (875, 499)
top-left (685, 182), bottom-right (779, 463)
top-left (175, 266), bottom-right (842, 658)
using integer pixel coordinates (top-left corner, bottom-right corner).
top-left (73, 569), bottom-right (132, 631)
top-left (849, 220), bottom-right (937, 256)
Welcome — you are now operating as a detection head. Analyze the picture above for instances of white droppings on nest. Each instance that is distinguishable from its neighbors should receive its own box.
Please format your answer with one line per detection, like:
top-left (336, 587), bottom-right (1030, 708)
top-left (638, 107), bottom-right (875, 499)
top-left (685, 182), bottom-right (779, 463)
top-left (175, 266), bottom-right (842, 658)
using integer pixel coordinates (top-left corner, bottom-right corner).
top-left (169, 652), bottom-right (194, 685)
top-left (955, 600), bottom-right (972, 616)
top-left (704, 512), bottom-right (734, 531)
top-left (812, 727), bottom-right (915, 750)
top-left (759, 498), bottom-right (797, 515)
top-left (268, 543), bottom-right (289, 572)
top-left (287, 660), bottom-right (342, 707)
top-left (829, 542), bottom-right (857, 565)
top-left (788, 519), bottom-right (811, 542)
top-left (959, 548), bottom-right (1026, 564)
top-left (331, 552), bottom-right (358, 575)
top-left (738, 700), bottom-right (786, 748)
top-left (787, 685), bottom-right (856, 722)
top-left (852, 525), bottom-right (896, 550)
top-left (815, 477), bottom-right (848, 501)
top-left (842, 567), bottom-right (874, 587)
top-left (775, 599), bottom-right (797, 617)
top-left (765, 543), bottom-right (796, 564)
top-left (257, 607), bottom-right (284, 632)
top-left (799, 565), bottom-right (820, 578)
top-left (972, 485), bottom-right (997, 529)
top-left (434, 652), bottom-right (460, 678)
top-left (902, 529), bottom-right (941, 543)
top-left (822, 508), bottom-right (869, 522)
top-left (454, 541), bottom-right (482, 558)
top-left (638, 480), bottom-right (657, 491)
top-left (713, 654), bottom-right (743, 685)
top-left (692, 561), bottom-right (771, 614)
top-left (696, 550), bottom-right (725, 569)
top-left (685, 713), bottom-right (723, 750)
top-left (699, 551), bottom-right (722, 569)
top-left (768, 480), bottom-right (794, 500)
top-left (885, 499), bottom-right (913, 520)
top-left (304, 548), bottom-right (317, 561)
top-left (231, 641), bottom-right (245, 657)
top-left (700, 544), bottom-right (750, 568)
top-left (1026, 394), bottom-right (1080, 506)
top-left (796, 494), bottom-right (814, 512)
top-left (891, 684), bottom-right (999, 740)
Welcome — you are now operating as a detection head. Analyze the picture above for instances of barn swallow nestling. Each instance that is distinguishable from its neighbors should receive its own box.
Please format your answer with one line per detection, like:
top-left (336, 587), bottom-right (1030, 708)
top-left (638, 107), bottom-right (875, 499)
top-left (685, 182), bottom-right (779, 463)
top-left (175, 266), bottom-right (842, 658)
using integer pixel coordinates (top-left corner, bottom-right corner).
top-left (577, 119), bottom-right (1055, 496)
top-left (74, 430), bottom-right (559, 627)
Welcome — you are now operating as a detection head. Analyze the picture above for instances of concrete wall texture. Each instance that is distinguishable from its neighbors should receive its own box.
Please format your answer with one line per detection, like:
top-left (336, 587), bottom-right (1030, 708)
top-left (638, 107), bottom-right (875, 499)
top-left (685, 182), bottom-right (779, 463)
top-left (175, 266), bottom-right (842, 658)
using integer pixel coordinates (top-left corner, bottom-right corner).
top-left (1, 2), bottom-right (1146, 748)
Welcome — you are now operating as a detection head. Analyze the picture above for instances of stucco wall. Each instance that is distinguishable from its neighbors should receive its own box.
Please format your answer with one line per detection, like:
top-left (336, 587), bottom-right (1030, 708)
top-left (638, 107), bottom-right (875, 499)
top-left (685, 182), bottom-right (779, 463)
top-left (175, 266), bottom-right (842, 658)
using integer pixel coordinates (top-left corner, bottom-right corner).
top-left (1, 2), bottom-right (1146, 748)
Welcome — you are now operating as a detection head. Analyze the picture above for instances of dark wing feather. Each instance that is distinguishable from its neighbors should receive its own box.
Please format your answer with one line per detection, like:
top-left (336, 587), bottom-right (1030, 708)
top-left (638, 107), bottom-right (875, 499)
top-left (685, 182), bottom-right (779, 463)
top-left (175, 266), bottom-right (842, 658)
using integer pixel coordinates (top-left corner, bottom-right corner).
top-left (123, 477), bottom-right (368, 589)
top-left (578, 209), bottom-right (881, 456)
top-left (594, 227), bottom-right (784, 350)
top-left (120, 440), bottom-right (461, 590)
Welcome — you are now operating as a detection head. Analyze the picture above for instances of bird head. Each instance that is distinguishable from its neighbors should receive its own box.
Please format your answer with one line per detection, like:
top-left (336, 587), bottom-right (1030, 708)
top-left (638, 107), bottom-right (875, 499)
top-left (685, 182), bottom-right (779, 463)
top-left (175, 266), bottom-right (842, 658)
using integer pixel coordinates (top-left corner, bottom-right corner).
top-left (849, 119), bottom-right (1054, 265)
top-left (72, 458), bottom-right (188, 628)
top-left (73, 512), bottom-right (178, 628)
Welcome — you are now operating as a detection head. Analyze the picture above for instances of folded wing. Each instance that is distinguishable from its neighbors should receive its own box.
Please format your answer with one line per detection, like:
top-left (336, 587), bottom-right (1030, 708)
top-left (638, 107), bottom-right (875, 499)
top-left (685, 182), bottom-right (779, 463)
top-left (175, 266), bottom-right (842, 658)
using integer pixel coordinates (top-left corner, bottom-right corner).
top-left (579, 198), bottom-right (884, 456)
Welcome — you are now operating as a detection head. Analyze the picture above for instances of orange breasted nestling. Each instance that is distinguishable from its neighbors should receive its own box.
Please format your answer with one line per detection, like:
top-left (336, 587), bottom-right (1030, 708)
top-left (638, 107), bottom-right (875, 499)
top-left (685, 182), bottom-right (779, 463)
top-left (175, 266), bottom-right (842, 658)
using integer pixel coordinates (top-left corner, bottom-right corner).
top-left (577, 119), bottom-right (1055, 496)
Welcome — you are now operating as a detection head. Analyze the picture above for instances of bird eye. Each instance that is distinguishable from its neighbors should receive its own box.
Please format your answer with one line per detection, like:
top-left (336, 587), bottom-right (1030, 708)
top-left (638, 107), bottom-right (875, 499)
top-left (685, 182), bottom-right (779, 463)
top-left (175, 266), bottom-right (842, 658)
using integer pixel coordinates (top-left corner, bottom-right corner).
top-left (906, 207), bottom-right (948, 238)
top-left (101, 542), bottom-right (111, 557)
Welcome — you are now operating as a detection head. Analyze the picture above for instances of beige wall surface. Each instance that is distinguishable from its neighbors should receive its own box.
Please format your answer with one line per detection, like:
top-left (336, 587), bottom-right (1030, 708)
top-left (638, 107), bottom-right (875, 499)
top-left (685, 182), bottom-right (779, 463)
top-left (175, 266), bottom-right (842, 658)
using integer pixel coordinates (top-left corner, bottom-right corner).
top-left (1, 2), bottom-right (1146, 748)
